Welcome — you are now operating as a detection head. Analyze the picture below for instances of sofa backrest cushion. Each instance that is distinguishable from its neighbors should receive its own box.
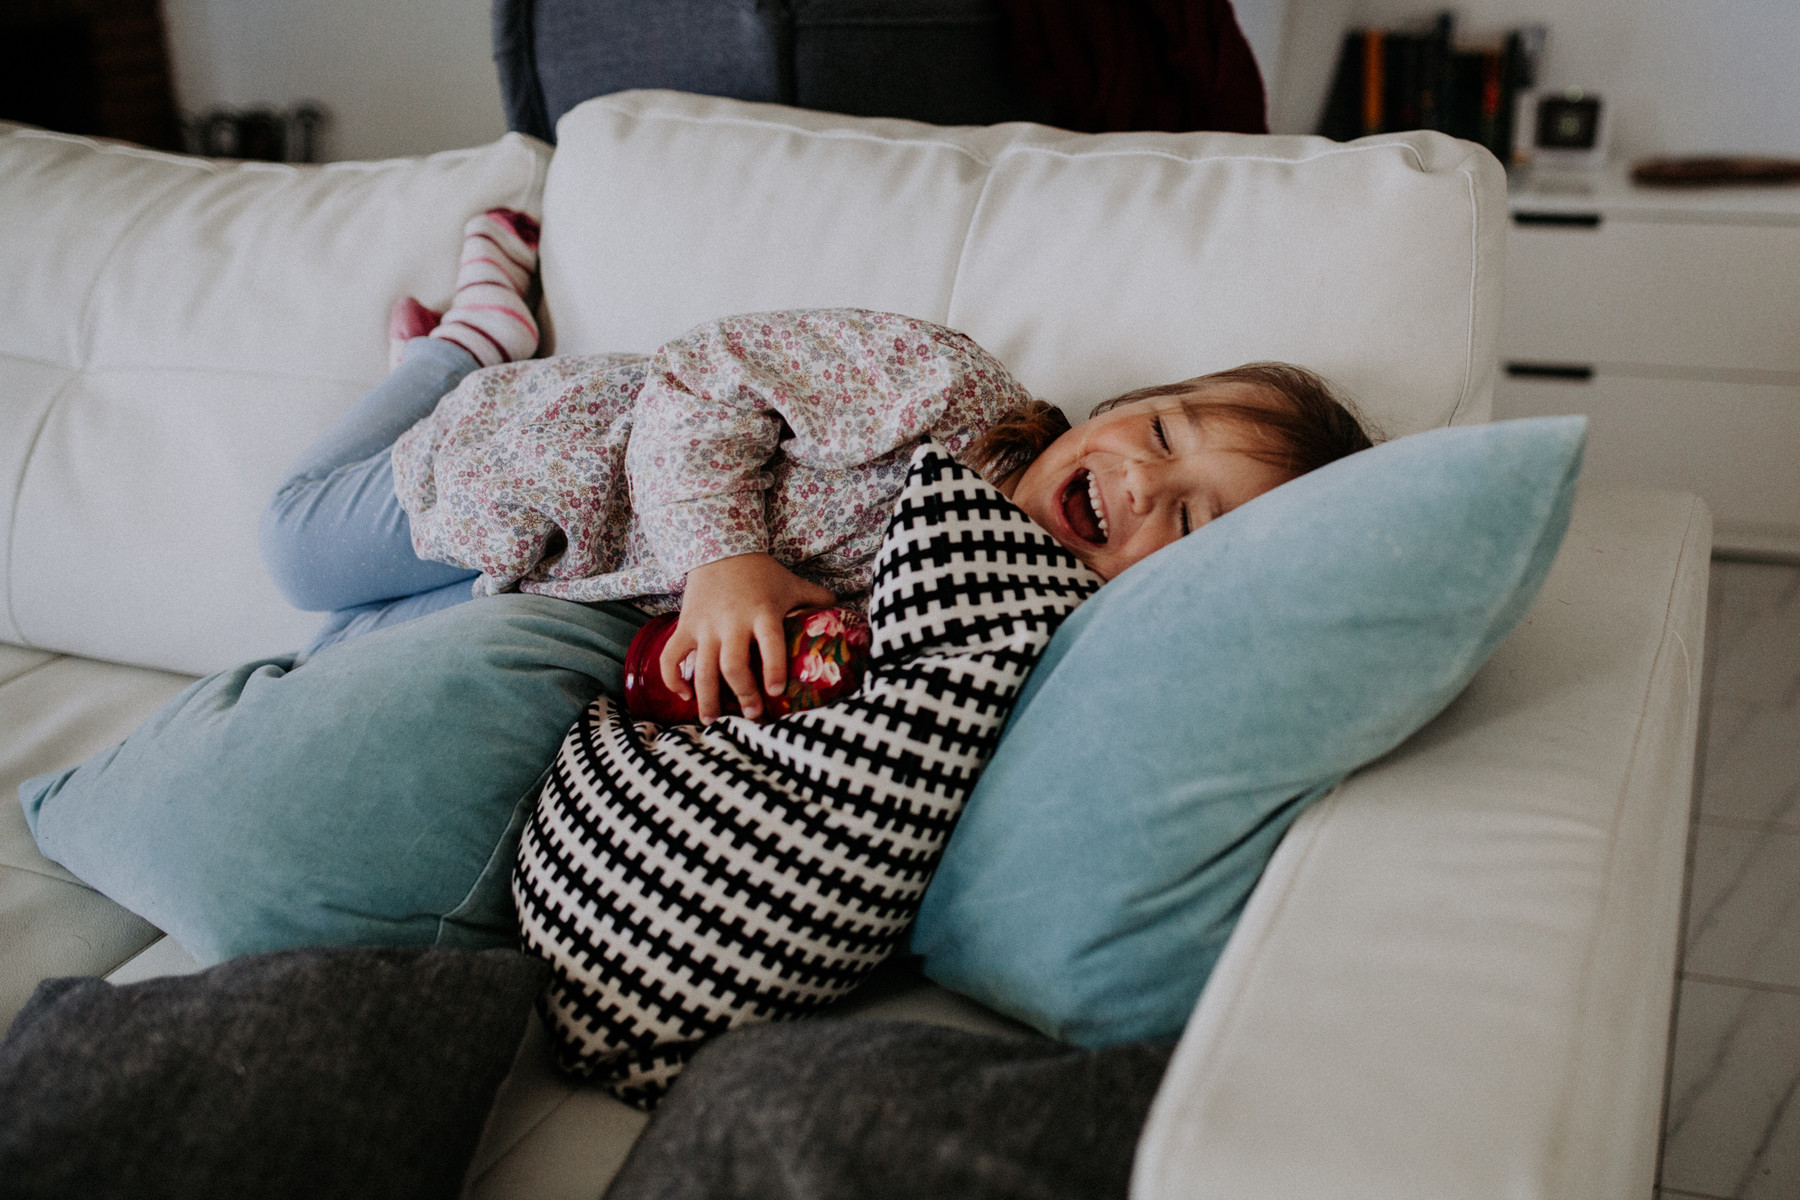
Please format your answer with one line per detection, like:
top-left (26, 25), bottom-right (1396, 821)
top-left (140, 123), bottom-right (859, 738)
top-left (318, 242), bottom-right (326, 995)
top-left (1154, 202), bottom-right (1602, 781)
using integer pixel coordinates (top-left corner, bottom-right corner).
top-left (539, 90), bottom-right (1505, 441)
top-left (0, 92), bottom-right (1505, 678)
top-left (0, 126), bottom-right (550, 674)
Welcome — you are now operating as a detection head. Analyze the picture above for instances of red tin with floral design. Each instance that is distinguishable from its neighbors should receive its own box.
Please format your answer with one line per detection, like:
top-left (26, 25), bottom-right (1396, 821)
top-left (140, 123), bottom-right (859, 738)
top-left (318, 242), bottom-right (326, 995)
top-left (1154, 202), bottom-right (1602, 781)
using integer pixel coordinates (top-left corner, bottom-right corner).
top-left (621, 606), bottom-right (871, 724)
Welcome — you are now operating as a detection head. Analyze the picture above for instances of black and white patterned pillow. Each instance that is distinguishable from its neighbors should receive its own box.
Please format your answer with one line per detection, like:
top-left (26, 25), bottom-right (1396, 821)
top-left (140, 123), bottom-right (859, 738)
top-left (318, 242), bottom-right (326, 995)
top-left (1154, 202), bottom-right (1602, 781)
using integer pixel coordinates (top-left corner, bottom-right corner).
top-left (512, 443), bottom-right (1102, 1107)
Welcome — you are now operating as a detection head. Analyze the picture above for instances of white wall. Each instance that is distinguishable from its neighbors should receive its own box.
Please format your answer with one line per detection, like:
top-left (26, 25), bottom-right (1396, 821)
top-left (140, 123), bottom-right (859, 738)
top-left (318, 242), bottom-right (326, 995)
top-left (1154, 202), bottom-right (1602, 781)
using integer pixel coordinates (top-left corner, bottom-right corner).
top-left (1347, 0), bottom-right (1800, 160)
top-left (1265, 0), bottom-right (1356, 136)
top-left (162, 0), bottom-right (506, 161)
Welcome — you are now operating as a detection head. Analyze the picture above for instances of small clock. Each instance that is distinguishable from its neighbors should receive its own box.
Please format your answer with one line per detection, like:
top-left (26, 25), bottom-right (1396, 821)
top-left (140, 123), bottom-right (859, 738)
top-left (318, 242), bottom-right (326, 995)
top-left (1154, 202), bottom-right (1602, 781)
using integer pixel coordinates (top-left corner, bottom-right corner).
top-left (1524, 89), bottom-right (1609, 169)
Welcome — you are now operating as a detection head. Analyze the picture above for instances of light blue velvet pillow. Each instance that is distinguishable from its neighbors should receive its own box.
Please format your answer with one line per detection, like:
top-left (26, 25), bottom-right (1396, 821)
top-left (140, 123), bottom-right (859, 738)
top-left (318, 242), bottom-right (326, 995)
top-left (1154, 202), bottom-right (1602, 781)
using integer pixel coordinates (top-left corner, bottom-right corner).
top-left (910, 416), bottom-right (1587, 1046)
top-left (21, 595), bottom-right (646, 965)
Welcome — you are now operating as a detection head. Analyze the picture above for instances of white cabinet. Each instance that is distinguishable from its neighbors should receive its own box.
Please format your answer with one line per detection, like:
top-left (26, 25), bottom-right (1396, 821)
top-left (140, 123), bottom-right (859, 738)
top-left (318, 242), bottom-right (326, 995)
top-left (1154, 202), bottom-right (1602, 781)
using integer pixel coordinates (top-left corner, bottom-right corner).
top-left (1495, 165), bottom-right (1800, 557)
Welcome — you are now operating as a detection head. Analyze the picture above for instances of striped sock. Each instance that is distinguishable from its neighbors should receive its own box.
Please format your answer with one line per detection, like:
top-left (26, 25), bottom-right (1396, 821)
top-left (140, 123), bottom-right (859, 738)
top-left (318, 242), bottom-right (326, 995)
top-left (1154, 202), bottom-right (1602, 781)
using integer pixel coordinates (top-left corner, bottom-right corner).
top-left (428, 209), bottom-right (540, 367)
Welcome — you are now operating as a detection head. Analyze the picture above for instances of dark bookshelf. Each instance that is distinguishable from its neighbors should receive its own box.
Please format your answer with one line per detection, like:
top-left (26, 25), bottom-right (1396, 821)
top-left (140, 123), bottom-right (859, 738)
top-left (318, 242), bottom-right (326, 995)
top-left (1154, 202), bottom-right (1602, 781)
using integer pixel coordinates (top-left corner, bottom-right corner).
top-left (1318, 12), bottom-right (1542, 163)
top-left (0, 0), bottom-right (181, 152)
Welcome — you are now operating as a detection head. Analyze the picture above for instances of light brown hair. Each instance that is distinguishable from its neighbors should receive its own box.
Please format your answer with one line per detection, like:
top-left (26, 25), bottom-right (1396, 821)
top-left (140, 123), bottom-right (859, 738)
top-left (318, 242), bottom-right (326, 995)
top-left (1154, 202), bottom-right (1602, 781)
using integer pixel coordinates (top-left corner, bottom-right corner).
top-left (968, 362), bottom-right (1378, 488)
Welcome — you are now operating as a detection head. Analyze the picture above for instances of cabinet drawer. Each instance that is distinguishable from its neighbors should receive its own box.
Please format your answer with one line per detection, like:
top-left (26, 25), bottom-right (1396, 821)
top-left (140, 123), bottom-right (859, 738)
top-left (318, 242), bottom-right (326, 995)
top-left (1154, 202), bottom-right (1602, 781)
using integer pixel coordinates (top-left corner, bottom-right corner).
top-left (1494, 373), bottom-right (1800, 552)
top-left (1501, 218), bottom-right (1800, 376)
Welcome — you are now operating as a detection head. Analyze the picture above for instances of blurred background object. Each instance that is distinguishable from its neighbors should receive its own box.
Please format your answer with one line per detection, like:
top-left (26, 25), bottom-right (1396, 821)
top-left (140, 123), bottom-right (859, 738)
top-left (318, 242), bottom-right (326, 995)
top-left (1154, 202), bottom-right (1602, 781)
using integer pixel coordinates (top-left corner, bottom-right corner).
top-left (0, 0), bottom-right (182, 150)
top-left (181, 101), bottom-right (329, 161)
top-left (1631, 154), bottom-right (1800, 187)
top-left (5, 2), bottom-right (1798, 168)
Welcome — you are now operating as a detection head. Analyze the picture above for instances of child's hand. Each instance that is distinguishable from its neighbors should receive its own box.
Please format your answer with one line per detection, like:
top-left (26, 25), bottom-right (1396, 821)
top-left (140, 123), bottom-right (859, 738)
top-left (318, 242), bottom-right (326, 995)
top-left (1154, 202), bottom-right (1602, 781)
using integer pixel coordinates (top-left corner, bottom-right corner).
top-left (661, 554), bottom-right (836, 722)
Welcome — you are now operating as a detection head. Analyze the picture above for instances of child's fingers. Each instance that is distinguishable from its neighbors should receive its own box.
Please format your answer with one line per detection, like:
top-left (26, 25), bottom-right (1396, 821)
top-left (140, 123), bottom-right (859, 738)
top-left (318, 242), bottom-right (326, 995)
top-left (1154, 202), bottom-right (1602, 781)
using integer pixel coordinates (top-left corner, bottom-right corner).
top-left (755, 613), bottom-right (789, 698)
top-left (693, 642), bottom-right (724, 724)
top-left (717, 632), bottom-right (764, 721)
top-left (658, 632), bottom-right (695, 700)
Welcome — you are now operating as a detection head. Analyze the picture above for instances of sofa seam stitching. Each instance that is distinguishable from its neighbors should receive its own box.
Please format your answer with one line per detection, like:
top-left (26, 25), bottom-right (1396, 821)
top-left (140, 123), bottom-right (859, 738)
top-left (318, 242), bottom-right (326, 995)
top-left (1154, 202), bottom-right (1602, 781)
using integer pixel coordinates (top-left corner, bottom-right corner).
top-left (942, 149), bottom-right (1002, 330)
top-left (592, 98), bottom-right (995, 166)
top-left (65, 147), bottom-right (230, 373)
top-left (982, 140), bottom-right (1429, 172)
top-left (53, 142), bottom-right (502, 369)
top-left (2, 353), bottom-right (389, 389)
top-left (15, 126), bottom-right (507, 177)
top-left (1547, 494), bottom-right (1706, 1184)
top-left (0, 349), bottom-right (83, 372)
top-left (100, 945), bottom-right (167, 978)
top-left (4, 371), bottom-right (81, 646)
top-left (1449, 163), bottom-right (1481, 425)
top-left (0, 858), bottom-right (104, 889)
top-left (0, 651), bottom-right (67, 690)
top-left (463, 1084), bottom-right (586, 1186)
top-left (93, 938), bottom-right (182, 982)
top-left (10, 128), bottom-right (215, 169)
top-left (596, 95), bottom-right (1434, 173)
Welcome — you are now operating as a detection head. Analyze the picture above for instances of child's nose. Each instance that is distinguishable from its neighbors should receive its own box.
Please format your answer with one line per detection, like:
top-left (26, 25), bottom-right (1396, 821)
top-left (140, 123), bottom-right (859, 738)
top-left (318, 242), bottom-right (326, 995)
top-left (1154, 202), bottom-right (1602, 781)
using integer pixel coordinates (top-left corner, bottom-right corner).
top-left (1124, 459), bottom-right (1168, 514)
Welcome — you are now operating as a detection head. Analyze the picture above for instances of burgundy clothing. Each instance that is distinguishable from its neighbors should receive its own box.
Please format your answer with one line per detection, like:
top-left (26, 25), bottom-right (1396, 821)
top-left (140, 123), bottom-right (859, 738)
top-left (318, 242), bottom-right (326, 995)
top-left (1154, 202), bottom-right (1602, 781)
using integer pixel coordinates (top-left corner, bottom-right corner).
top-left (999, 0), bottom-right (1268, 135)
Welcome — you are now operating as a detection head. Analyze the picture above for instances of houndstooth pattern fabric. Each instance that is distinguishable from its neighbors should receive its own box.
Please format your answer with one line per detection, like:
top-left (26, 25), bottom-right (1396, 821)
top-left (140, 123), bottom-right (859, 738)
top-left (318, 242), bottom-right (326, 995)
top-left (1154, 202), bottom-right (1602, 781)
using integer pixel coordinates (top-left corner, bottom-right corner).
top-left (513, 444), bottom-right (1102, 1107)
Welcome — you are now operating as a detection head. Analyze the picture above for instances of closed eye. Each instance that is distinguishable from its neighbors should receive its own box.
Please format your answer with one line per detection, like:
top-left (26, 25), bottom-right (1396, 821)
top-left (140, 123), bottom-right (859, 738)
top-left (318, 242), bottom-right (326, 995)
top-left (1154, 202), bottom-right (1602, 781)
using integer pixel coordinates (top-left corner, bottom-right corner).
top-left (1156, 415), bottom-right (1192, 534)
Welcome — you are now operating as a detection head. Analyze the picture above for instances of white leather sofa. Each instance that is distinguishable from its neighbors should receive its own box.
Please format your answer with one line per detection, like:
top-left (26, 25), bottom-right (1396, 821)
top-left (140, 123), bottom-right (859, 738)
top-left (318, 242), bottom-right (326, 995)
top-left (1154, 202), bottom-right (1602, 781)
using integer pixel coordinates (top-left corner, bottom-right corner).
top-left (0, 91), bottom-right (1708, 1197)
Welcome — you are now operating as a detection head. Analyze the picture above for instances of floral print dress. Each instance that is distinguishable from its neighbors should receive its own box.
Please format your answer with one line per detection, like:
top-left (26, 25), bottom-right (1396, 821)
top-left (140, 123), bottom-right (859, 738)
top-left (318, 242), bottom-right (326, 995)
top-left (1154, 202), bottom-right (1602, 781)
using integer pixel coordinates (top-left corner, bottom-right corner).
top-left (389, 309), bottom-right (1035, 612)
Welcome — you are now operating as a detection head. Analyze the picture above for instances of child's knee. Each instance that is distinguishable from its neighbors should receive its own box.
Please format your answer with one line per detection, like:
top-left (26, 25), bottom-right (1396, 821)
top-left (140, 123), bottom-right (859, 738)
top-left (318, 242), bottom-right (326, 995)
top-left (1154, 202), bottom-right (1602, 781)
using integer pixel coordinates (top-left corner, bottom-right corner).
top-left (259, 483), bottom-right (330, 611)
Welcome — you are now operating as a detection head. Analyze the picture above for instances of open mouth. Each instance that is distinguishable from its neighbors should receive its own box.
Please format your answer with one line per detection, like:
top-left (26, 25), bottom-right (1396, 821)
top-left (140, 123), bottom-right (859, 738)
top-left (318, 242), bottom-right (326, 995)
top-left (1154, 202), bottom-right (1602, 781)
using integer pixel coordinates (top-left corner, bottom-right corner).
top-left (1059, 469), bottom-right (1108, 544)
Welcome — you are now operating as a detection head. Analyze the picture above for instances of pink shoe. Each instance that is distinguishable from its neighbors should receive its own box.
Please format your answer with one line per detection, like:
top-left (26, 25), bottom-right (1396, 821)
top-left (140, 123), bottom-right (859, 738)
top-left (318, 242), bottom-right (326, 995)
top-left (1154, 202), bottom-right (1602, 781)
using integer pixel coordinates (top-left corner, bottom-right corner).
top-left (387, 297), bottom-right (443, 369)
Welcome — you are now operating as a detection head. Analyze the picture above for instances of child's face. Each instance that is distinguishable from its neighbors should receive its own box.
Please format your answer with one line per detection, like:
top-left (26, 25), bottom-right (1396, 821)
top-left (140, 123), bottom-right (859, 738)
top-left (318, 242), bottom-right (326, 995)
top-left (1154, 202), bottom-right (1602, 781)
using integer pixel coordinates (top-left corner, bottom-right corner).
top-left (1006, 385), bottom-right (1293, 580)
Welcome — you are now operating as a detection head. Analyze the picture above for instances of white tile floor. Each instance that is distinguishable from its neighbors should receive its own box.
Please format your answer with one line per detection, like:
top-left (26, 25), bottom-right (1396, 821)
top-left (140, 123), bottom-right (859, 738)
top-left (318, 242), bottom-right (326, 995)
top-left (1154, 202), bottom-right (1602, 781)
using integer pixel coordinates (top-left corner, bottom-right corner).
top-left (1660, 558), bottom-right (1800, 1200)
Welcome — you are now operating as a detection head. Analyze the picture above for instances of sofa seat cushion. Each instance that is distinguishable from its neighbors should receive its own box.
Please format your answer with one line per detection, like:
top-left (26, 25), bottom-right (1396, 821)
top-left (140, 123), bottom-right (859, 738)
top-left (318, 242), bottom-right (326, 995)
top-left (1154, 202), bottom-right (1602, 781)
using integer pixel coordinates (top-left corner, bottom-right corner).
top-left (1131, 485), bottom-right (1712, 1200)
top-left (0, 645), bottom-right (195, 1030)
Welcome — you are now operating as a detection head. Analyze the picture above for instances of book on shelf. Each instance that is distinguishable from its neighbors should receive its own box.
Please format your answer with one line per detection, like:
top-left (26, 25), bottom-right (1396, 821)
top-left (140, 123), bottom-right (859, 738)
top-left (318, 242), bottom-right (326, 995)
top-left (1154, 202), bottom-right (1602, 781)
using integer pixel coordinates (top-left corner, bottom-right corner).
top-left (1318, 12), bottom-right (1544, 164)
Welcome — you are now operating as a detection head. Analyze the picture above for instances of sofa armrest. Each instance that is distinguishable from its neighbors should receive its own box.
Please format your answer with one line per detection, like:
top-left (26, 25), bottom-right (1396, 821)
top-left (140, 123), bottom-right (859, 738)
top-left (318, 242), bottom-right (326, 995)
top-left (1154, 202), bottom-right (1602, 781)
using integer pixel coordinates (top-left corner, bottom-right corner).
top-left (1133, 484), bottom-right (1710, 1200)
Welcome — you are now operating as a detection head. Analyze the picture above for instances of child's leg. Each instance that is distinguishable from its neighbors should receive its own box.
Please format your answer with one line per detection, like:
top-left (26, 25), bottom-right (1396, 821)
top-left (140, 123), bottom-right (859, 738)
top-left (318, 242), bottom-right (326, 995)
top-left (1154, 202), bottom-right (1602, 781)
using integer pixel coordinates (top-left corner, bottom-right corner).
top-left (300, 576), bottom-right (481, 657)
top-left (262, 208), bottom-right (540, 635)
top-left (303, 594), bottom-right (651, 678)
top-left (427, 209), bottom-right (540, 368)
top-left (261, 337), bottom-right (481, 613)
top-left (284, 336), bottom-right (477, 481)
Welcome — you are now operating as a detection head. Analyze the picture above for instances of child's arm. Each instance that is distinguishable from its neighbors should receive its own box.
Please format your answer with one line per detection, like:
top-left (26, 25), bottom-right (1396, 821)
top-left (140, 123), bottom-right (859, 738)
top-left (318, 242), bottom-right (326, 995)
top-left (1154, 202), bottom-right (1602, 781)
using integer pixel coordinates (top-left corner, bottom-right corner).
top-left (657, 552), bottom-right (835, 722)
top-left (627, 309), bottom-right (1035, 718)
